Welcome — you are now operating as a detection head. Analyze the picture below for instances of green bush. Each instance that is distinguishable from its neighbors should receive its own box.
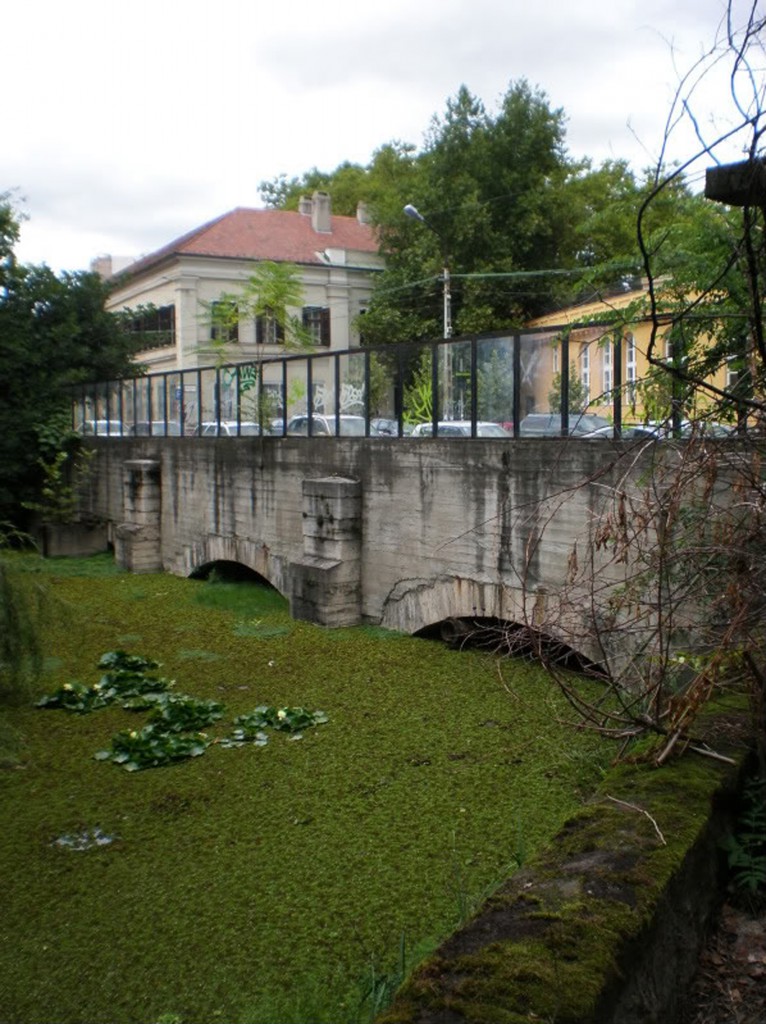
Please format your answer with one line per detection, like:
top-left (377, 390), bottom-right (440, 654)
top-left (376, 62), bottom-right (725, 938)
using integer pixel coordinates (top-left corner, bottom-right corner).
top-left (0, 555), bottom-right (46, 705)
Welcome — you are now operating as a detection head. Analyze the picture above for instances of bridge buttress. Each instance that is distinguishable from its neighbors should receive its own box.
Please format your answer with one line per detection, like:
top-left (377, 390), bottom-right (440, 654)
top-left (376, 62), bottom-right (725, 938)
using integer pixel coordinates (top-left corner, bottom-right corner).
top-left (289, 476), bottom-right (362, 628)
top-left (114, 459), bottom-right (163, 573)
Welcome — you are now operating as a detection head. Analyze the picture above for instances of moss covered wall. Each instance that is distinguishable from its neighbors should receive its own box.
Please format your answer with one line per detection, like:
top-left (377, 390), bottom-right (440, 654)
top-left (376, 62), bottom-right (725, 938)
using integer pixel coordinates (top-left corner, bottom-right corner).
top-left (375, 711), bottom-right (750, 1024)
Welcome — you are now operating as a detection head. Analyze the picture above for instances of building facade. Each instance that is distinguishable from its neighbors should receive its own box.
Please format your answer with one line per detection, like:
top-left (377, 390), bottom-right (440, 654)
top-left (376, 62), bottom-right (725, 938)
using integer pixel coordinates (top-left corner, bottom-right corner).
top-left (94, 193), bottom-right (382, 431)
top-left (100, 192), bottom-right (382, 373)
top-left (529, 286), bottom-right (734, 425)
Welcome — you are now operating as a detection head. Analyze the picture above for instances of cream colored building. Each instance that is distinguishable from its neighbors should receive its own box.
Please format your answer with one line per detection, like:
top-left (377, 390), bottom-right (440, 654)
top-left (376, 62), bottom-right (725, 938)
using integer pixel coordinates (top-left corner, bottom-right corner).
top-left (99, 192), bottom-right (382, 375)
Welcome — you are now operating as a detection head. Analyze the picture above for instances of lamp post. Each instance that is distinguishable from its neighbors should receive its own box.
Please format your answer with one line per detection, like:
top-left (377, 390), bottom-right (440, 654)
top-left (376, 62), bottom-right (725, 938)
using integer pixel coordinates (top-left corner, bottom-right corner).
top-left (403, 203), bottom-right (453, 417)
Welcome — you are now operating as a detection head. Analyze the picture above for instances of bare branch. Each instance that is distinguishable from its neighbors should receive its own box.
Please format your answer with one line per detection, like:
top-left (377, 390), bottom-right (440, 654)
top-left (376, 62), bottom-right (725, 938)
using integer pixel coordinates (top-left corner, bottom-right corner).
top-left (605, 795), bottom-right (667, 845)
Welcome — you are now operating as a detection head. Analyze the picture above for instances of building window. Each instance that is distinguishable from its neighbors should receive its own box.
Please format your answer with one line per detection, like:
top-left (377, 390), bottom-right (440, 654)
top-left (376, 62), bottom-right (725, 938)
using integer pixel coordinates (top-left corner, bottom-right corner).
top-left (356, 307), bottom-right (369, 345)
top-left (580, 344), bottom-right (590, 403)
top-left (552, 344), bottom-right (559, 374)
top-left (255, 310), bottom-right (285, 345)
top-left (302, 306), bottom-right (331, 346)
top-left (625, 332), bottom-right (637, 398)
top-left (210, 300), bottom-right (239, 343)
top-left (602, 342), bottom-right (612, 396)
top-left (123, 304), bottom-right (175, 350)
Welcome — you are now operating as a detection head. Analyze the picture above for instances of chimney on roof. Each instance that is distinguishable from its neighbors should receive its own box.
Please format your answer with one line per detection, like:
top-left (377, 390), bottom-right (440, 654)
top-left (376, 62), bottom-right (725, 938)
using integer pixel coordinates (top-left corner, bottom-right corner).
top-left (90, 255), bottom-right (115, 278)
top-left (90, 254), bottom-right (134, 278)
top-left (356, 201), bottom-right (370, 225)
top-left (311, 191), bottom-right (332, 233)
top-left (298, 195), bottom-right (313, 216)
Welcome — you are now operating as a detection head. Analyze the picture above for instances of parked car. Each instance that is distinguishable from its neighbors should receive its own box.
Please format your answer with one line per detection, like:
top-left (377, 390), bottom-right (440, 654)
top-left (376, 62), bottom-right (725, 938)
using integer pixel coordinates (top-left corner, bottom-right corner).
top-left (679, 420), bottom-right (734, 438)
top-left (620, 422), bottom-right (668, 440)
top-left (519, 413), bottom-right (613, 438)
top-left (371, 417), bottom-right (398, 436)
top-left (79, 419), bottom-right (124, 436)
top-left (194, 421), bottom-right (270, 437)
top-left (620, 420), bottom-right (734, 441)
top-left (285, 414), bottom-right (378, 436)
top-left (131, 420), bottom-right (184, 436)
top-left (410, 421), bottom-right (511, 438)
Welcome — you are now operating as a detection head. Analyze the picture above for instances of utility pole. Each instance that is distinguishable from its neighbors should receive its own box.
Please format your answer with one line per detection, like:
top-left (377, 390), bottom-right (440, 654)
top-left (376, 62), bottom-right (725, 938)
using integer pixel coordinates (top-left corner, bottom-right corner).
top-left (403, 204), bottom-right (454, 417)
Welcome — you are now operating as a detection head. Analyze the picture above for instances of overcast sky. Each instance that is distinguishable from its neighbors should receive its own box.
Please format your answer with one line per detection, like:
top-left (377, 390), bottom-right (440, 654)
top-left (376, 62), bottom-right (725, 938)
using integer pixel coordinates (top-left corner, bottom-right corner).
top-left (4, 0), bottom-right (760, 273)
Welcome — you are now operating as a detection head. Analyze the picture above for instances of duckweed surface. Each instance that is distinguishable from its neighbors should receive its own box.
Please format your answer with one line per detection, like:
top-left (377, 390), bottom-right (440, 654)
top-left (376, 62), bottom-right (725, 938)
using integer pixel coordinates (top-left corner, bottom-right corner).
top-left (0, 554), bottom-right (612, 1024)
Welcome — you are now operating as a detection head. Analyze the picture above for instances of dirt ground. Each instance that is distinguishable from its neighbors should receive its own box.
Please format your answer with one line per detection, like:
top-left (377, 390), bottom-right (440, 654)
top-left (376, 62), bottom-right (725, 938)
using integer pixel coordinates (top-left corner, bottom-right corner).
top-left (680, 902), bottom-right (766, 1024)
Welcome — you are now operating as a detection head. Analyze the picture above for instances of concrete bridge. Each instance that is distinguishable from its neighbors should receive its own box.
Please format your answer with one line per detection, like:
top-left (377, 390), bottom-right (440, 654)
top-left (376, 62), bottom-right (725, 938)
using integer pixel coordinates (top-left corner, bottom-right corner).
top-left (72, 433), bottom-right (645, 668)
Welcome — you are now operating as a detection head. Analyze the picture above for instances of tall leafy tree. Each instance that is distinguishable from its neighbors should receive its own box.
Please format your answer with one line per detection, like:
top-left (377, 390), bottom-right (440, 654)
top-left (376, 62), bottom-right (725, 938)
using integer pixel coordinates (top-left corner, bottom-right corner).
top-left (360, 81), bottom-right (646, 343)
top-left (257, 82), bottom-right (668, 343)
top-left (259, 162), bottom-right (369, 216)
top-left (0, 197), bottom-right (141, 525)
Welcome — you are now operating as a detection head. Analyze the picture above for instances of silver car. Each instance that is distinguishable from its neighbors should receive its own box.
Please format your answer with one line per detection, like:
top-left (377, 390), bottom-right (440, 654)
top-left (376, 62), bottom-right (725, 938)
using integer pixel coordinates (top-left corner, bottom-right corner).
top-left (410, 421), bottom-right (511, 438)
top-left (196, 421), bottom-right (270, 437)
top-left (519, 413), bottom-right (612, 438)
top-left (285, 414), bottom-right (376, 436)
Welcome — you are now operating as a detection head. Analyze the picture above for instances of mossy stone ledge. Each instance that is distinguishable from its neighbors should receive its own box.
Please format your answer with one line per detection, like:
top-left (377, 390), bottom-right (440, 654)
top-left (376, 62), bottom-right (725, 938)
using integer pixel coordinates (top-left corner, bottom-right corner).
top-left (377, 709), bottom-right (751, 1024)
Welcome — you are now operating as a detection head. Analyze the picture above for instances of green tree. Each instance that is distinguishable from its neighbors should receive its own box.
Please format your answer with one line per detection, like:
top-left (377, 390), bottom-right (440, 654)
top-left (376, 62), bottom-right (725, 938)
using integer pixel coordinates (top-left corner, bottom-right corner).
top-left (0, 550), bottom-right (46, 706)
top-left (259, 162), bottom-right (370, 216)
top-left (260, 84), bottom-right (653, 344)
top-left (359, 81), bottom-right (648, 343)
top-left (548, 363), bottom-right (589, 414)
top-left (202, 260), bottom-right (312, 363)
top-left (640, 187), bottom-right (755, 422)
top-left (200, 260), bottom-right (315, 427)
top-left (476, 349), bottom-right (514, 421)
top-left (0, 196), bottom-right (142, 526)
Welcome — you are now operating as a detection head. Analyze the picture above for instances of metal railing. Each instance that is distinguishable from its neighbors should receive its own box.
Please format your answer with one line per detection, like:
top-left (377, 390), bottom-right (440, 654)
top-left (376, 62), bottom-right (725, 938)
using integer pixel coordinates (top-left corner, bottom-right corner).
top-left (69, 326), bottom-right (697, 441)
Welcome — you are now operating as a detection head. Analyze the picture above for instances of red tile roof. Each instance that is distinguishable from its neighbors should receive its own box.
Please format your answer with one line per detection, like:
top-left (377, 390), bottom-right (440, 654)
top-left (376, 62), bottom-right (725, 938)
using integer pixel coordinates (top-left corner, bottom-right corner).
top-left (118, 207), bottom-right (380, 279)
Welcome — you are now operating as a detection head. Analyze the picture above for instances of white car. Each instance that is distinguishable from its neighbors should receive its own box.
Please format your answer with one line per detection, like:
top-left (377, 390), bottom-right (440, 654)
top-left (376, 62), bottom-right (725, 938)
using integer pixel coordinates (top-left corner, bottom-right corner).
top-left (410, 421), bottom-right (511, 438)
top-left (196, 421), bottom-right (270, 437)
top-left (285, 414), bottom-right (377, 436)
top-left (79, 419), bottom-right (124, 436)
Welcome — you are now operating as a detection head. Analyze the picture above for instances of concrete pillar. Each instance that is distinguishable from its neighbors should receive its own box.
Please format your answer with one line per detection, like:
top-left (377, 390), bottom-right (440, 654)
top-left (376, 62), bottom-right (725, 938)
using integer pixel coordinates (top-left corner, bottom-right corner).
top-left (289, 476), bottom-right (362, 627)
top-left (114, 459), bottom-right (162, 573)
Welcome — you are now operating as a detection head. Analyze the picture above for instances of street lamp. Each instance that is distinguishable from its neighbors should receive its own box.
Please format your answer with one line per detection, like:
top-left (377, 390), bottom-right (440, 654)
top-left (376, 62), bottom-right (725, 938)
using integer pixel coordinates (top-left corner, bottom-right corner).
top-left (404, 203), bottom-right (454, 418)
top-left (403, 205), bottom-right (452, 338)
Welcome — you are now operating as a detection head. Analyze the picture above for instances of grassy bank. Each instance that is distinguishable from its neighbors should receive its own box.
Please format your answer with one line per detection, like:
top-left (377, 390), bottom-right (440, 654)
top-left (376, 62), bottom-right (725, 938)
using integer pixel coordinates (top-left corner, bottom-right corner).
top-left (0, 554), bottom-right (611, 1024)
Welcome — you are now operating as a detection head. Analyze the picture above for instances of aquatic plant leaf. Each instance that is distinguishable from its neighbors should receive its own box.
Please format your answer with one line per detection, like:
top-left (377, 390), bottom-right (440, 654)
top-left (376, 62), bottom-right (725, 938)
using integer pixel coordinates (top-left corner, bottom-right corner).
top-left (97, 651), bottom-right (160, 673)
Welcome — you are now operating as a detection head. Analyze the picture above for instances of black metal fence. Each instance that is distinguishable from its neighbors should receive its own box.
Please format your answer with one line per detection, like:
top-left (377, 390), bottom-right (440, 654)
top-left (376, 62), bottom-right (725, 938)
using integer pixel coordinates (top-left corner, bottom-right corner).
top-left (71, 327), bottom-right (637, 440)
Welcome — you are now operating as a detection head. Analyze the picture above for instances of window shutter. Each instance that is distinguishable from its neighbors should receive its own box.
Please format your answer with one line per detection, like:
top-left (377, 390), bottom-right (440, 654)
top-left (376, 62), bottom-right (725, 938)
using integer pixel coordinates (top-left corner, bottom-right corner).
top-left (320, 307), bottom-right (330, 346)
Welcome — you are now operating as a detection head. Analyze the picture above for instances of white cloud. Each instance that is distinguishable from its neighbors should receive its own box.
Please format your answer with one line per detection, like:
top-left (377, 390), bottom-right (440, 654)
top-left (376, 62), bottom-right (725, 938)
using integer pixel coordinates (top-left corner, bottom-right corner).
top-left (4, 0), bottom-right (760, 272)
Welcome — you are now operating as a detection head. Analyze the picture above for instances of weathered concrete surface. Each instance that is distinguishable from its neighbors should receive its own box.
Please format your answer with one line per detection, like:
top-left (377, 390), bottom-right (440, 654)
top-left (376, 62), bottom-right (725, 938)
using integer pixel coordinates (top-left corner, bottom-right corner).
top-left (289, 476), bottom-right (363, 627)
top-left (81, 436), bottom-right (648, 662)
top-left (33, 520), bottom-right (109, 559)
top-left (113, 459), bottom-right (163, 573)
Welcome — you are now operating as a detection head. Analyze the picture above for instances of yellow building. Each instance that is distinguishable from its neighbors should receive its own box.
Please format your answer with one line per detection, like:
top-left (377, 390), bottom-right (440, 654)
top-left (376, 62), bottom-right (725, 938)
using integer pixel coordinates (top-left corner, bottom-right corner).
top-left (529, 285), bottom-right (735, 425)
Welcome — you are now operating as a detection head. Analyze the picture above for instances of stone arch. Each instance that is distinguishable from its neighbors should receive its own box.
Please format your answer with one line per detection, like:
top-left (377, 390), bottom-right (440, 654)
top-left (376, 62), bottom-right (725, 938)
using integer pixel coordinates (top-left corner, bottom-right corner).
top-left (178, 534), bottom-right (289, 600)
top-left (189, 559), bottom-right (277, 590)
top-left (380, 574), bottom-right (525, 635)
top-left (380, 574), bottom-right (601, 669)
